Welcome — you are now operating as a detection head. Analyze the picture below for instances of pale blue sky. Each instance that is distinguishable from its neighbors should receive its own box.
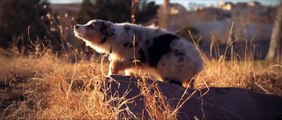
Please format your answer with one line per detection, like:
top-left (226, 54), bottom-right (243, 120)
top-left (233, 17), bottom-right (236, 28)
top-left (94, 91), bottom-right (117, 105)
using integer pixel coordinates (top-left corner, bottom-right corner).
top-left (50, 0), bottom-right (279, 7)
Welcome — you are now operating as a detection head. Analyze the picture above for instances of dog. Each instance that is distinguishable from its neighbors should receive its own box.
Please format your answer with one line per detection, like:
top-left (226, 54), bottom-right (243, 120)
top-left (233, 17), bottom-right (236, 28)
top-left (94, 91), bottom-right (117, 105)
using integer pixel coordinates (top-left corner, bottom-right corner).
top-left (74, 19), bottom-right (204, 87)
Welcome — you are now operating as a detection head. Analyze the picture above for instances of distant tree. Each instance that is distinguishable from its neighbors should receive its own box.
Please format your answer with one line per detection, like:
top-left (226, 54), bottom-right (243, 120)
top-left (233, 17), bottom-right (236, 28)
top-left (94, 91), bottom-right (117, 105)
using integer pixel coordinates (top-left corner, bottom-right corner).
top-left (266, 2), bottom-right (282, 61)
top-left (135, 0), bottom-right (159, 23)
top-left (75, 0), bottom-right (96, 24)
top-left (0, 0), bottom-right (61, 53)
top-left (76, 0), bottom-right (159, 24)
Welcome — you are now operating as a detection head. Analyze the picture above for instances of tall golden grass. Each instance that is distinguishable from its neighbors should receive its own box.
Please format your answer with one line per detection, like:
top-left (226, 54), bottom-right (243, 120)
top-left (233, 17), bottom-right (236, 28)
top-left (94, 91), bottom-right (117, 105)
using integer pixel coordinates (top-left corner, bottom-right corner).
top-left (0, 43), bottom-right (281, 119)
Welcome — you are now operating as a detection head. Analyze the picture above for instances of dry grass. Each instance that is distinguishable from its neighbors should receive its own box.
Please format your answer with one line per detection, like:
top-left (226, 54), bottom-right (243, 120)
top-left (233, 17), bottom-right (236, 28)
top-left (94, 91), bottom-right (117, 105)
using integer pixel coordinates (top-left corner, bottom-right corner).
top-left (0, 49), bottom-right (281, 119)
top-left (195, 58), bottom-right (282, 96)
top-left (0, 52), bottom-right (180, 119)
top-left (0, 53), bottom-right (113, 119)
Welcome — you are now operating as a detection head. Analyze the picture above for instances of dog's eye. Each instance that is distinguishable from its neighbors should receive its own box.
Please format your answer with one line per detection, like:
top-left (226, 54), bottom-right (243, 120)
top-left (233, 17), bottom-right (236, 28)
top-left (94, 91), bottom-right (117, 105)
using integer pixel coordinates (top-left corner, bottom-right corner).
top-left (87, 24), bottom-right (94, 30)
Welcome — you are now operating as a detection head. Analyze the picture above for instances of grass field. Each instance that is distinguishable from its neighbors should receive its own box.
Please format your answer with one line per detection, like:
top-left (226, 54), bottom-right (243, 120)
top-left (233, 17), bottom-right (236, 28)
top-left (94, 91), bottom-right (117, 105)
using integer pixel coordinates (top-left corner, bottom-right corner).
top-left (0, 48), bottom-right (281, 119)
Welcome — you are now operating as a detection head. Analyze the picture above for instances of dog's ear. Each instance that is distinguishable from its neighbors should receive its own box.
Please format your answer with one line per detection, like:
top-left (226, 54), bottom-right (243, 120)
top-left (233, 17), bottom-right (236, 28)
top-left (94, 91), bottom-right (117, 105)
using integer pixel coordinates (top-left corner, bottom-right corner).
top-left (98, 21), bottom-right (114, 37)
top-left (96, 20), bottom-right (115, 44)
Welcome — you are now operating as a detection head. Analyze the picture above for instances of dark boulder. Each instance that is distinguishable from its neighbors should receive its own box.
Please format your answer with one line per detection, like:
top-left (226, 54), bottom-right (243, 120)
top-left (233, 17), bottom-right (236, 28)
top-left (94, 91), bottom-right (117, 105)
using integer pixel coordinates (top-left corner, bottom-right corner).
top-left (105, 75), bottom-right (282, 119)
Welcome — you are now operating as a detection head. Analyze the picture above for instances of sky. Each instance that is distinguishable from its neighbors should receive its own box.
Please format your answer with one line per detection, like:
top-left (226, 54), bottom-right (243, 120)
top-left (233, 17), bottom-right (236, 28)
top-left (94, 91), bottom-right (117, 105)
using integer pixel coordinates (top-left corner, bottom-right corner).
top-left (50, 0), bottom-right (280, 7)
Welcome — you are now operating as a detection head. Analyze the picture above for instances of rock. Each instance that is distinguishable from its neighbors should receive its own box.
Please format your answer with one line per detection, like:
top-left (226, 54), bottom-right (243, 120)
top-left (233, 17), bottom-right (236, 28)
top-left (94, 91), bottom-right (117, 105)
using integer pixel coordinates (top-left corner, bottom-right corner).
top-left (104, 75), bottom-right (282, 119)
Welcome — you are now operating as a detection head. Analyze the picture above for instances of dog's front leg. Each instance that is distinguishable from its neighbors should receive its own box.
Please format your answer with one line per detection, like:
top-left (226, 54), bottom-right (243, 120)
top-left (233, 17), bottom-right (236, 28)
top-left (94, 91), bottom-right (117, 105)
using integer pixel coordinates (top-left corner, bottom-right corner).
top-left (108, 60), bottom-right (128, 76)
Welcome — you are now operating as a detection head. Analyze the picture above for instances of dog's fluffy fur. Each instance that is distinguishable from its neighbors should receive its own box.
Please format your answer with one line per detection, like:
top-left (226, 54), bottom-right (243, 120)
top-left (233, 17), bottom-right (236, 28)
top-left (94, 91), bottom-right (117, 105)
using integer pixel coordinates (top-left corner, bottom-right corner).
top-left (74, 19), bottom-right (204, 87)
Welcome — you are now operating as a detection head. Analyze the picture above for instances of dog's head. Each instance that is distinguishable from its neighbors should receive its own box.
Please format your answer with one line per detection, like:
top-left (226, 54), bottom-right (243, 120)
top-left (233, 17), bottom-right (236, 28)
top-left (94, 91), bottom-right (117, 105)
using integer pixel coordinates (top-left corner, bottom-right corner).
top-left (74, 19), bottom-right (114, 44)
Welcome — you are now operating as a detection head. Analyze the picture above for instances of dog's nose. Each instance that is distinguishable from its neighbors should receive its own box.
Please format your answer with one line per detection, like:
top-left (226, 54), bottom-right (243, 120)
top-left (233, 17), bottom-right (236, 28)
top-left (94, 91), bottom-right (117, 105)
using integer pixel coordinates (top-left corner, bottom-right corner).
top-left (74, 25), bottom-right (79, 29)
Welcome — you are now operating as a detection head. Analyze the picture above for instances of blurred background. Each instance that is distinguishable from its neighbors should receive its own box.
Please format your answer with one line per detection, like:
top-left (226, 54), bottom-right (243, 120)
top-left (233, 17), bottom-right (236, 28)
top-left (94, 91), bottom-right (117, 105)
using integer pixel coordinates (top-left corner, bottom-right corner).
top-left (0, 0), bottom-right (281, 61)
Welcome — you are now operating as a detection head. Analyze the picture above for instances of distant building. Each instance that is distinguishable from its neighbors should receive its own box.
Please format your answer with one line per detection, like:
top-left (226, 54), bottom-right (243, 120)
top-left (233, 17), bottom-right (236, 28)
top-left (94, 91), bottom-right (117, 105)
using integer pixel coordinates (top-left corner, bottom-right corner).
top-left (196, 7), bottom-right (231, 21)
top-left (157, 0), bottom-right (187, 30)
top-left (248, 1), bottom-right (262, 7)
top-left (159, 0), bottom-right (186, 15)
top-left (217, 1), bottom-right (275, 24)
top-left (188, 2), bottom-right (206, 11)
top-left (218, 2), bottom-right (233, 11)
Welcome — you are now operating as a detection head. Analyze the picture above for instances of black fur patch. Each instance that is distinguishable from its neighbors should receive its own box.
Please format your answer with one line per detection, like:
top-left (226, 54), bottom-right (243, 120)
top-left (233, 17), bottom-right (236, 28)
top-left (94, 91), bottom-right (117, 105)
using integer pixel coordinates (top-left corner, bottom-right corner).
top-left (174, 51), bottom-right (185, 56)
top-left (147, 34), bottom-right (178, 67)
top-left (145, 39), bottom-right (150, 45)
top-left (124, 25), bottom-right (131, 32)
top-left (123, 42), bottom-right (130, 47)
top-left (138, 49), bottom-right (147, 63)
top-left (136, 34), bottom-right (143, 42)
top-left (101, 36), bottom-right (107, 44)
top-left (178, 57), bottom-right (184, 62)
top-left (99, 22), bottom-right (108, 35)
top-left (87, 24), bottom-right (94, 30)
top-left (134, 41), bottom-right (139, 47)
top-left (98, 22), bottom-right (114, 44)
top-left (173, 49), bottom-right (185, 62)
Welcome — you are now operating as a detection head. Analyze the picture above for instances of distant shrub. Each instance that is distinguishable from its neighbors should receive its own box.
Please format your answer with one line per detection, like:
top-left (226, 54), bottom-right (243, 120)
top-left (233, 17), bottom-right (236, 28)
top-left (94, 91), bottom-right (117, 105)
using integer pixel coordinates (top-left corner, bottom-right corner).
top-left (174, 26), bottom-right (202, 45)
top-left (76, 0), bottom-right (159, 24)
